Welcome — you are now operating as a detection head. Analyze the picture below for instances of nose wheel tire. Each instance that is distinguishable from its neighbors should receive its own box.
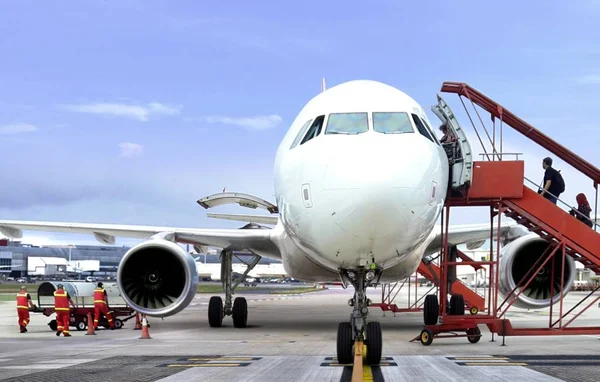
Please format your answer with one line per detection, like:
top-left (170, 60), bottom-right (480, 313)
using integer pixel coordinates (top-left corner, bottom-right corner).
top-left (336, 322), bottom-right (353, 364)
top-left (208, 296), bottom-right (223, 327)
top-left (365, 321), bottom-right (382, 365)
top-left (232, 297), bottom-right (248, 328)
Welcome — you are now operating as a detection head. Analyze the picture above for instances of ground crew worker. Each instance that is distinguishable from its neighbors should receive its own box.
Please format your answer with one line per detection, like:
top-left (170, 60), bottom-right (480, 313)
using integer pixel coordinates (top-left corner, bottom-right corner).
top-left (16, 286), bottom-right (35, 333)
top-left (54, 283), bottom-right (76, 337)
top-left (94, 282), bottom-right (115, 330)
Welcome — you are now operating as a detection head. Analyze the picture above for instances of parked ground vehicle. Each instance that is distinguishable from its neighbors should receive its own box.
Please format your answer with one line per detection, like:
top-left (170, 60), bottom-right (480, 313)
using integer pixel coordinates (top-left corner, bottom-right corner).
top-left (32, 281), bottom-right (135, 331)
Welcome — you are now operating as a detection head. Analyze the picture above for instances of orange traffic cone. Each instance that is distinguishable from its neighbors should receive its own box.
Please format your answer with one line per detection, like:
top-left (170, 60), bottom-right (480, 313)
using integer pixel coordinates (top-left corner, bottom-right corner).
top-left (139, 315), bottom-right (151, 339)
top-left (85, 312), bottom-right (96, 335)
top-left (133, 312), bottom-right (142, 330)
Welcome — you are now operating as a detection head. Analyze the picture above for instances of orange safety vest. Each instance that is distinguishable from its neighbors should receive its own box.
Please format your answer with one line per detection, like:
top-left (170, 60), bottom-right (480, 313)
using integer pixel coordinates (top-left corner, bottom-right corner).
top-left (54, 289), bottom-right (70, 311)
top-left (93, 288), bottom-right (106, 305)
top-left (16, 292), bottom-right (29, 310)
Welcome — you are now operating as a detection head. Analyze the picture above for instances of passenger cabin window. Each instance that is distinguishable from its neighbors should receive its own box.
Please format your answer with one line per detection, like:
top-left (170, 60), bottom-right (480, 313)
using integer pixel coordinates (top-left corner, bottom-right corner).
top-left (300, 115), bottom-right (325, 145)
top-left (325, 112), bottom-right (369, 135)
top-left (411, 114), bottom-right (434, 143)
top-left (373, 112), bottom-right (414, 134)
top-left (290, 119), bottom-right (313, 149)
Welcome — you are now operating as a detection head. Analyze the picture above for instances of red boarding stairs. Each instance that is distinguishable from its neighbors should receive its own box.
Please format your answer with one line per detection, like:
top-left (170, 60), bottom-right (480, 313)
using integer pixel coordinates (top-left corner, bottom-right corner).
top-left (410, 81), bottom-right (600, 345)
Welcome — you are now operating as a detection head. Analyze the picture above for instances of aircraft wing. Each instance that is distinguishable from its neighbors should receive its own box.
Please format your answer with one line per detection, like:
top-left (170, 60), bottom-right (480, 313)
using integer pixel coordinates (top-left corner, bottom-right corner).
top-left (0, 220), bottom-right (282, 260)
top-left (424, 221), bottom-right (528, 255)
top-left (207, 213), bottom-right (279, 225)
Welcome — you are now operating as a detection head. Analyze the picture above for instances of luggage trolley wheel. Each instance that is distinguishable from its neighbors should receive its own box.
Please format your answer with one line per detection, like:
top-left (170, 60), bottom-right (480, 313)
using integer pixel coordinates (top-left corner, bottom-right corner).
top-left (114, 319), bottom-right (123, 329)
top-left (469, 306), bottom-right (479, 315)
top-left (420, 328), bottom-right (434, 346)
top-left (76, 320), bottom-right (87, 331)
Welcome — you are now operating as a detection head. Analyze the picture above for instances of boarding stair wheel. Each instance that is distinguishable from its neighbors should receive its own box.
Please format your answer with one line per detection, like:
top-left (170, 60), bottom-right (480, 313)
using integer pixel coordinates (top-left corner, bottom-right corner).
top-left (420, 328), bottom-right (434, 346)
top-left (466, 327), bottom-right (481, 343)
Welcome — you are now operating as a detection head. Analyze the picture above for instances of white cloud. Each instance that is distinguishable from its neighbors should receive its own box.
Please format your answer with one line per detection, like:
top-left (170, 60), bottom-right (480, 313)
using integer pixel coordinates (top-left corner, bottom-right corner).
top-left (0, 123), bottom-right (38, 135)
top-left (119, 142), bottom-right (144, 157)
top-left (61, 102), bottom-right (181, 121)
top-left (576, 74), bottom-right (600, 85)
top-left (197, 114), bottom-right (283, 131)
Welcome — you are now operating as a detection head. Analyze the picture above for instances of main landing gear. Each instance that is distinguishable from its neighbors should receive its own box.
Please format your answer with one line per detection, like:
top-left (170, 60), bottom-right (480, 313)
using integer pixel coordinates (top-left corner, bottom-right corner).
top-left (208, 250), bottom-right (261, 328)
top-left (336, 266), bottom-right (383, 365)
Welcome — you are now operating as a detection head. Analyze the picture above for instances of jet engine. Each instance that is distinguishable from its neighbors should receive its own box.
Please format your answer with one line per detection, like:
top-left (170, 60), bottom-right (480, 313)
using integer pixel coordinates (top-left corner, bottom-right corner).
top-left (499, 233), bottom-right (576, 310)
top-left (116, 238), bottom-right (199, 317)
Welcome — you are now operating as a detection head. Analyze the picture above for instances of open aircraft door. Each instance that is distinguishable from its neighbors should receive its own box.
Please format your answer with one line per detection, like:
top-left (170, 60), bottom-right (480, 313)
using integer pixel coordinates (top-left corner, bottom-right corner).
top-left (431, 94), bottom-right (473, 192)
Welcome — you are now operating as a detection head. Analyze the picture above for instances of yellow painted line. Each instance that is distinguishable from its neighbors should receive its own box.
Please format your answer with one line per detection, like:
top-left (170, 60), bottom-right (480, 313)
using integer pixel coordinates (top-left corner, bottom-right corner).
top-left (463, 362), bottom-right (528, 366)
top-left (351, 340), bottom-right (364, 382)
top-left (187, 358), bottom-right (255, 361)
top-left (323, 362), bottom-right (392, 367)
top-left (167, 363), bottom-right (242, 367)
top-left (362, 364), bottom-right (373, 381)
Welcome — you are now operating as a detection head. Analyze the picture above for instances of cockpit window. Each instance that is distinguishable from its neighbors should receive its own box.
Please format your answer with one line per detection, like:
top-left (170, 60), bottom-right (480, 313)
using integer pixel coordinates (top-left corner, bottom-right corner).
top-left (411, 114), bottom-right (434, 143)
top-left (325, 112), bottom-right (369, 135)
top-left (373, 112), bottom-right (414, 134)
top-left (420, 117), bottom-right (441, 145)
top-left (300, 115), bottom-right (325, 145)
top-left (290, 119), bottom-right (313, 149)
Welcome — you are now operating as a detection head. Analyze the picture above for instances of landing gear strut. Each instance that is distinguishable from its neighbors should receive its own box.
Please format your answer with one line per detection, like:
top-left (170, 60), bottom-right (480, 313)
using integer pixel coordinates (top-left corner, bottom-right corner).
top-left (336, 266), bottom-right (383, 365)
top-left (208, 249), bottom-right (260, 328)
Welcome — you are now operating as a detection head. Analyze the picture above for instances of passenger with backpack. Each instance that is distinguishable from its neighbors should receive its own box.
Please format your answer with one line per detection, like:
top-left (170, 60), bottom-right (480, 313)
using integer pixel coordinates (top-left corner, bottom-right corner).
top-left (539, 157), bottom-right (565, 204)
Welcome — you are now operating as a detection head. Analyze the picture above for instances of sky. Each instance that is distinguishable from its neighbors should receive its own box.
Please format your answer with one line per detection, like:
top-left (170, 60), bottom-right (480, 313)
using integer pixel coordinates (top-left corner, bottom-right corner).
top-left (0, 1), bottom-right (599, 247)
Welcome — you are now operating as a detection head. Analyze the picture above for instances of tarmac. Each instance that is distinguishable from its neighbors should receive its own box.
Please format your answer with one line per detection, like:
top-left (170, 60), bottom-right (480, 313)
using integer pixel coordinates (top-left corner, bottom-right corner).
top-left (1, 285), bottom-right (600, 381)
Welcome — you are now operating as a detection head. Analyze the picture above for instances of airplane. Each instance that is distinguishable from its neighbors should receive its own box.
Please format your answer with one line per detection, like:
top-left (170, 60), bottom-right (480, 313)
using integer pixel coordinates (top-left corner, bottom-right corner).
top-left (196, 262), bottom-right (287, 281)
top-left (0, 79), bottom-right (570, 365)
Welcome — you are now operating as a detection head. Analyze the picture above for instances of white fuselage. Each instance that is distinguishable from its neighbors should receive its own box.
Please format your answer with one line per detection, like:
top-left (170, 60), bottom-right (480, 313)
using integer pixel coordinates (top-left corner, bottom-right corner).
top-left (270, 80), bottom-right (449, 282)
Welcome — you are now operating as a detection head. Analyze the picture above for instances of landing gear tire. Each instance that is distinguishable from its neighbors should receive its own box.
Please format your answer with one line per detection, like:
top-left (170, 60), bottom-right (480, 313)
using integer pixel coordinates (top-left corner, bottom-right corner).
top-left (466, 327), bottom-right (481, 343)
top-left (423, 295), bottom-right (439, 325)
top-left (232, 297), bottom-right (248, 328)
top-left (449, 294), bottom-right (465, 315)
top-left (48, 319), bottom-right (57, 331)
top-left (336, 322), bottom-right (353, 364)
top-left (208, 296), bottom-right (223, 327)
top-left (76, 320), bottom-right (86, 331)
top-left (420, 328), bottom-right (434, 346)
top-left (365, 321), bottom-right (382, 365)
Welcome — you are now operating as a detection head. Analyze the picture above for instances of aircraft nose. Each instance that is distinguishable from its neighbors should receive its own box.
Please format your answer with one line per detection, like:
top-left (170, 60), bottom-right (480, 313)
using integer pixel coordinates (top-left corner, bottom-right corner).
top-left (322, 136), bottom-right (439, 241)
top-left (332, 187), bottom-right (414, 241)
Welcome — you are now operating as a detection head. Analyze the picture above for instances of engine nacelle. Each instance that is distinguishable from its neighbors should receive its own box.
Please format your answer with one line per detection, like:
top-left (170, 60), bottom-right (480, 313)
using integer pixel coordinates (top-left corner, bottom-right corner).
top-left (499, 233), bottom-right (576, 310)
top-left (116, 239), bottom-right (199, 317)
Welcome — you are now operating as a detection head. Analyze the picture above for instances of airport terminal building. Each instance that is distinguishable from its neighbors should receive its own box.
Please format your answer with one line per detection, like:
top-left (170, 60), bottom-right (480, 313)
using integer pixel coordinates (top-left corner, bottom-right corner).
top-left (0, 239), bottom-right (280, 281)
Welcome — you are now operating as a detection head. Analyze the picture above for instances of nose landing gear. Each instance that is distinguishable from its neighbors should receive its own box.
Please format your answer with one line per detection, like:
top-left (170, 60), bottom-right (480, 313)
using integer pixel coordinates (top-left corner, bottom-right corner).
top-left (336, 266), bottom-right (383, 365)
